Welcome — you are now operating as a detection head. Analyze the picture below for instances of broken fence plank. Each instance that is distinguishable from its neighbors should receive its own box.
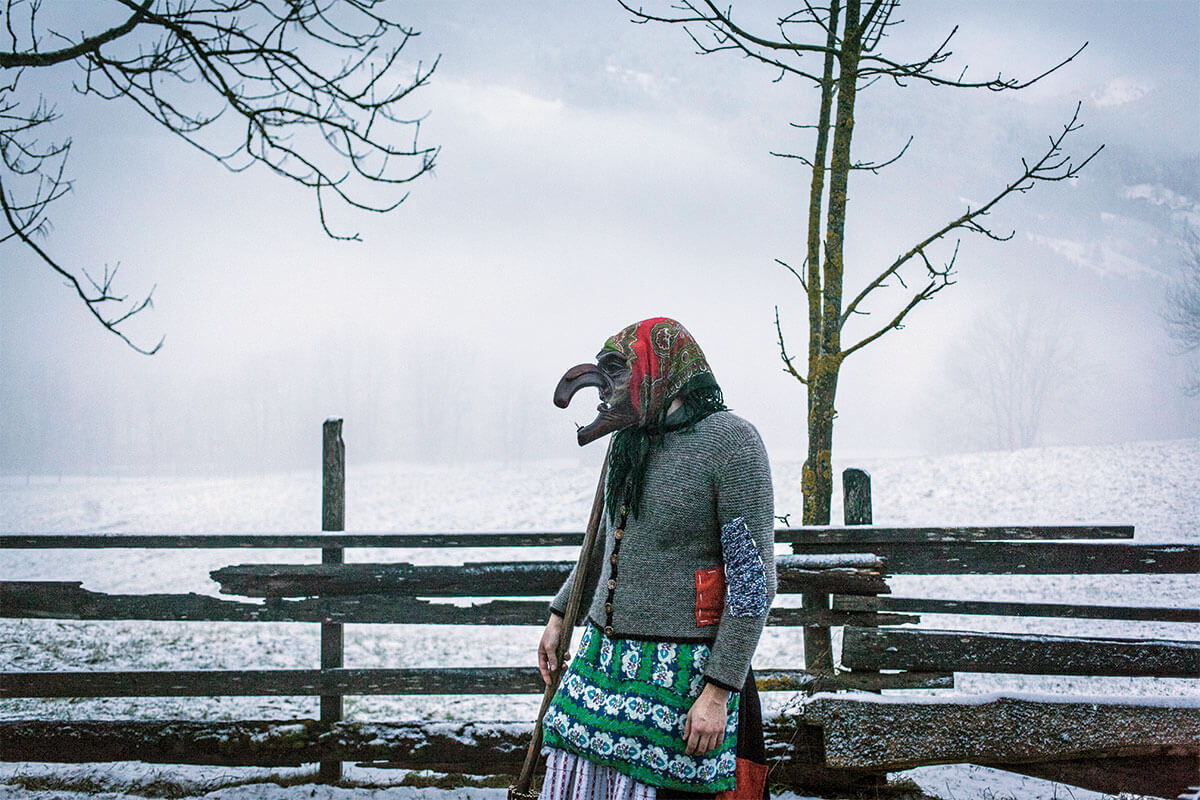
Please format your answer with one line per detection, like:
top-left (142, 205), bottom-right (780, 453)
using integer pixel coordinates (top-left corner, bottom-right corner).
top-left (792, 541), bottom-right (1199, 574)
top-left (769, 607), bottom-right (918, 627)
top-left (0, 583), bottom-right (557, 624)
top-left (209, 562), bottom-right (568, 598)
top-left (0, 719), bottom-right (533, 769)
top-left (0, 668), bottom-right (821, 698)
top-left (842, 627), bottom-right (1200, 677)
top-left (0, 668), bottom-right (542, 698)
top-left (833, 595), bottom-right (1200, 623)
top-left (755, 670), bottom-right (954, 693)
top-left (0, 533), bottom-right (588, 549)
top-left (209, 561), bottom-right (888, 598)
top-left (0, 582), bottom-right (910, 626)
top-left (779, 553), bottom-right (883, 570)
top-left (778, 525), bottom-right (1134, 544)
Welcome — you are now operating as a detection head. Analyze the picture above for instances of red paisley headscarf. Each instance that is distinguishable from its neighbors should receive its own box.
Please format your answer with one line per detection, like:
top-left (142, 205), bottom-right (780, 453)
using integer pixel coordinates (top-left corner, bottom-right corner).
top-left (602, 317), bottom-right (726, 518)
top-left (601, 317), bottom-right (717, 425)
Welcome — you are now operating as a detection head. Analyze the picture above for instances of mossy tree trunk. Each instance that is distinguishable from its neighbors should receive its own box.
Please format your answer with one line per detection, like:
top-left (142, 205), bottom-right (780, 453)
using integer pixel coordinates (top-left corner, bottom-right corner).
top-left (803, 0), bottom-right (864, 524)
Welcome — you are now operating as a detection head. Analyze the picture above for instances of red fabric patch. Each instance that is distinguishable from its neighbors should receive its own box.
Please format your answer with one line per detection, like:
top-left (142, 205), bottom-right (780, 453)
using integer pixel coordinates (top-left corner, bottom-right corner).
top-left (715, 758), bottom-right (769, 800)
top-left (695, 567), bottom-right (725, 626)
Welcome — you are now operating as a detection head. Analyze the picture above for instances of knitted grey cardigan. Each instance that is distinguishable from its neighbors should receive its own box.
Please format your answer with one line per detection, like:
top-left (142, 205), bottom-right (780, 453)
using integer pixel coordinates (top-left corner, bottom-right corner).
top-left (550, 411), bottom-right (775, 690)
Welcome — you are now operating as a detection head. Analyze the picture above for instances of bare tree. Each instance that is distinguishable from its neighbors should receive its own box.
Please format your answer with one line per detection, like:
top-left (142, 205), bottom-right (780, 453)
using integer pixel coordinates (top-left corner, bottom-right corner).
top-left (1164, 228), bottom-right (1200, 396)
top-left (618, 0), bottom-right (1101, 523)
top-left (947, 300), bottom-right (1080, 451)
top-left (1, 1), bottom-right (439, 353)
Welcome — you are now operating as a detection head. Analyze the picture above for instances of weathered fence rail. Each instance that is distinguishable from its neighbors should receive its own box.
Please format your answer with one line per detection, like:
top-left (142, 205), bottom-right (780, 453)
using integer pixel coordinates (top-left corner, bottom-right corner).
top-left (0, 524), bottom-right (1137, 548)
top-left (1, 581), bottom-right (907, 628)
top-left (835, 594), bottom-right (1200, 622)
top-left (2, 420), bottom-right (1198, 798)
top-left (842, 627), bottom-right (1200, 677)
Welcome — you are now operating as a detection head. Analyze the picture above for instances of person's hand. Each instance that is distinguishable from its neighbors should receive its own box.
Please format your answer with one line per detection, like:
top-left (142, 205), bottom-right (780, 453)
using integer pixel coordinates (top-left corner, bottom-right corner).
top-left (538, 614), bottom-right (568, 685)
top-left (683, 683), bottom-right (729, 755)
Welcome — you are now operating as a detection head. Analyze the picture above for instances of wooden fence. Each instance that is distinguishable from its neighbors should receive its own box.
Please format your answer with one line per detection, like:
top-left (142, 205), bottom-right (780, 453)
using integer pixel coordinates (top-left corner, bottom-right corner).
top-left (2, 419), bottom-right (1198, 797)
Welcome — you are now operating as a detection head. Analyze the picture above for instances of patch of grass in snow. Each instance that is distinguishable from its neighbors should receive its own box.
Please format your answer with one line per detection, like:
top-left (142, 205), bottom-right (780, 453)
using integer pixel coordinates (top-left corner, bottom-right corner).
top-left (842, 777), bottom-right (946, 800)
top-left (6, 770), bottom-right (216, 798)
top-left (926, 786), bottom-right (1022, 800)
top-left (386, 771), bottom-right (511, 789)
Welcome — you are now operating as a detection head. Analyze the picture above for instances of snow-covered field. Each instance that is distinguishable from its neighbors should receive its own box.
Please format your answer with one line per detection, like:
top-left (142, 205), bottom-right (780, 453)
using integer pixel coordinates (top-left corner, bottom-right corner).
top-left (1, 438), bottom-right (1198, 800)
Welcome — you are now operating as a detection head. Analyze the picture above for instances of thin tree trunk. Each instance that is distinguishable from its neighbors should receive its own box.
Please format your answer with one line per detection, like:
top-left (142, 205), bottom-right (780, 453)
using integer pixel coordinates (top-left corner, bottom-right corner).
top-left (805, 0), bottom-right (841, 365)
top-left (802, 2), bottom-right (842, 525)
top-left (804, 366), bottom-right (840, 524)
top-left (805, 2), bottom-right (861, 525)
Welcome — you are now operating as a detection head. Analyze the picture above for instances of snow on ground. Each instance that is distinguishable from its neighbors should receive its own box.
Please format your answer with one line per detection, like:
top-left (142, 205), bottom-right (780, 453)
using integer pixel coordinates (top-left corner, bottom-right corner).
top-left (1, 438), bottom-right (1198, 800)
top-left (0, 761), bottom-right (1159, 800)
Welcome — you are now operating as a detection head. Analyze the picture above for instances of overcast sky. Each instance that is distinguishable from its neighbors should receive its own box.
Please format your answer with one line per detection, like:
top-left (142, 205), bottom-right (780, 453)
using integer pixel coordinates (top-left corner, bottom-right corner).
top-left (1, 1), bottom-right (1198, 476)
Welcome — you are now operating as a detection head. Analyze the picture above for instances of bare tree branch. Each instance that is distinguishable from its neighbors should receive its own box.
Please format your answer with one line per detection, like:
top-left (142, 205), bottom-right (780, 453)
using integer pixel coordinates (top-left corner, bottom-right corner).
top-left (841, 103), bottom-right (1102, 328)
top-left (775, 305), bottom-right (807, 384)
top-left (616, 1), bottom-right (828, 84)
top-left (861, 40), bottom-right (1088, 91)
top-left (0, 0), bottom-right (152, 68)
top-left (619, 1), bottom-right (1083, 93)
top-left (770, 149), bottom-right (816, 168)
top-left (841, 240), bottom-right (957, 359)
top-left (0, 174), bottom-right (163, 354)
top-left (1, 0), bottom-right (440, 353)
top-left (850, 133), bottom-right (910, 173)
top-left (776, 257), bottom-right (808, 291)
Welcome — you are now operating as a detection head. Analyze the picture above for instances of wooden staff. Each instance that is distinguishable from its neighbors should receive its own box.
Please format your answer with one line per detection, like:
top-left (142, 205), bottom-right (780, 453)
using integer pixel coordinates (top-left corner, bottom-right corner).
top-left (509, 443), bottom-right (611, 800)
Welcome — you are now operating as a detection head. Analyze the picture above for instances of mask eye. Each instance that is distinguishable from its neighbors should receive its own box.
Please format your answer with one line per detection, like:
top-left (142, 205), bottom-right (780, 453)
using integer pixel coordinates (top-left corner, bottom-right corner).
top-left (597, 353), bottom-right (627, 378)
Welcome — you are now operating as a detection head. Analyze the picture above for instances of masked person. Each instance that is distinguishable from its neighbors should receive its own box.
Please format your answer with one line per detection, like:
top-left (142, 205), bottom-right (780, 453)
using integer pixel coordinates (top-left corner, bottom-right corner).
top-left (538, 318), bottom-right (775, 800)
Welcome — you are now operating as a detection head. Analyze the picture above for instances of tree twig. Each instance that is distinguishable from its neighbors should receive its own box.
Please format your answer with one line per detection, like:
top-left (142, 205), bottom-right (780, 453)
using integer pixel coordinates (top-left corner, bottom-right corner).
top-left (775, 305), bottom-right (807, 383)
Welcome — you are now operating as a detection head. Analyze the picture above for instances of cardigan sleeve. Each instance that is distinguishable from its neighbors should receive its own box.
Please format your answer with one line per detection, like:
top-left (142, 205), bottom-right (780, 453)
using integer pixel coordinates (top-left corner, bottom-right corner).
top-left (549, 514), bottom-right (607, 622)
top-left (702, 425), bottom-right (775, 689)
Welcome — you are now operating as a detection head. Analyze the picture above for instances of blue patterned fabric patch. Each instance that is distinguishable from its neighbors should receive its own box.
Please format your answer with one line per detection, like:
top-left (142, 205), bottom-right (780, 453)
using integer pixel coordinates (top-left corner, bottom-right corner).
top-left (720, 516), bottom-right (768, 618)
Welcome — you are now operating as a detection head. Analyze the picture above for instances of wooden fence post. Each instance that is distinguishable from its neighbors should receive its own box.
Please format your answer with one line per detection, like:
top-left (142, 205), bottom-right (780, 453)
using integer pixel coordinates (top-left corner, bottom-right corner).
top-left (843, 468), bottom-right (878, 690)
top-left (802, 469), bottom-right (873, 679)
top-left (320, 419), bottom-right (345, 783)
top-left (843, 468), bottom-right (872, 526)
top-left (801, 589), bottom-right (834, 677)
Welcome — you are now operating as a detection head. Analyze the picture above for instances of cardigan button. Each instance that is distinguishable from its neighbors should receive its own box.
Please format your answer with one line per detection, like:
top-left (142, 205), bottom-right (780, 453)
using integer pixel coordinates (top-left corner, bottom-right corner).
top-left (604, 625), bottom-right (615, 637)
top-left (604, 602), bottom-right (613, 614)
top-left (607, 579), bottom-right (616, 590)
top-left (613, 528), bottom-right (624, 540)
top-left (610, 553), bottom-right (619, 565)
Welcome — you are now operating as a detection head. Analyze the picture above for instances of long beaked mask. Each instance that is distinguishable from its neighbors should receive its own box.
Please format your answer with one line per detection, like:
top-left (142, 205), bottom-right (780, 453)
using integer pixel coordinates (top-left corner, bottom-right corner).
top-left (553, 318), bottom-right (717, 446)
top-left (554, 349), bottom-right (638, 446)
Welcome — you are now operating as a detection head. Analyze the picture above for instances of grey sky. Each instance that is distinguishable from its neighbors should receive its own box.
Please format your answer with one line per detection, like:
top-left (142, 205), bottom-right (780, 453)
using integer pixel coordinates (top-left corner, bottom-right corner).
top-left (1, 1), bottom-right (1197, 475)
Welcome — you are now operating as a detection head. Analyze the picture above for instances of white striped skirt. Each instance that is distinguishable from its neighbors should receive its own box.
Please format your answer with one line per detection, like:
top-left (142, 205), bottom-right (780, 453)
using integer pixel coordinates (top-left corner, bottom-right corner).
top-left (539, 746), bottom-right (658, 800)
